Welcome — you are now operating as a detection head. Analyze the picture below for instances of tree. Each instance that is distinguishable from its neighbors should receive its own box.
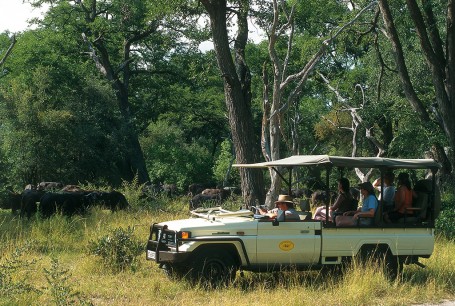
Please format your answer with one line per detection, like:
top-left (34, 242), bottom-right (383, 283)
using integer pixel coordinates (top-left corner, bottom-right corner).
top-left (378, 0), bottom-right (454, 176)
top-left (0, 29), bottom-right (127, 187)
top-left (258, 0), bottom-right (377, 206)
top-left (199, 0), bottom-right (265, 207)
top-left (0, 34), bottom-right (16, 73)
top-left (29, 0), bottom-right (189, 184)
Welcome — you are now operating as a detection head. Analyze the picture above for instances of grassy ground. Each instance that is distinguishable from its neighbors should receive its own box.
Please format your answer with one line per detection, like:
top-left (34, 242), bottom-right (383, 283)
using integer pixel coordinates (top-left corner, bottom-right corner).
top-left (0, 194), bottom-right (454, 306)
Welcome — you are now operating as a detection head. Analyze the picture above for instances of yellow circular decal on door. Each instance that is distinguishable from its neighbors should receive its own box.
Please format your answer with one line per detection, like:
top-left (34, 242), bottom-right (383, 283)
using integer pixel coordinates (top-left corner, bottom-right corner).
top-left (279, 240), bottom-right (294, 251)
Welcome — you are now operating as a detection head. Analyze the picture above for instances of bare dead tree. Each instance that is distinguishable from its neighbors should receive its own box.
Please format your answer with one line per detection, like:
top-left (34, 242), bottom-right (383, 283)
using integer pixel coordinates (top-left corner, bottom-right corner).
top-left (318, 72), bottom-right (387, 182)
top-left (261, 0), bottom-right (378, 207)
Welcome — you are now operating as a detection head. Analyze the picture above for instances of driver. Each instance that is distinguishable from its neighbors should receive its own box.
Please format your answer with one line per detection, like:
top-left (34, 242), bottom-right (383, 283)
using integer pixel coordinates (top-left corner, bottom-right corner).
top-left (259, 194), bottom-right (300, 221)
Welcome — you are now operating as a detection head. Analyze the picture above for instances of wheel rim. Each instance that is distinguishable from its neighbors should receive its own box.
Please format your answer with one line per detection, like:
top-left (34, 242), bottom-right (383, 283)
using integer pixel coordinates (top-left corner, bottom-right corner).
top-left (203, 259), bottom-right (227, 283)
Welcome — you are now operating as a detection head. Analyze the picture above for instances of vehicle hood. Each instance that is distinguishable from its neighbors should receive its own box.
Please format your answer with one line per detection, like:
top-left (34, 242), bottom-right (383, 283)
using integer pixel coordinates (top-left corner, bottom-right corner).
top-left (157, 216), bottom-right (258, 236)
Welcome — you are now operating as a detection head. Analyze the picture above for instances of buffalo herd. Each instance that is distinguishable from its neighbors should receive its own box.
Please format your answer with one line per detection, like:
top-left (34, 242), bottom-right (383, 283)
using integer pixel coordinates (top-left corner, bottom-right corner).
top-left (1, 182), bottom-right (129, 218)
top-left (1, 180), bottom-right (361, 217)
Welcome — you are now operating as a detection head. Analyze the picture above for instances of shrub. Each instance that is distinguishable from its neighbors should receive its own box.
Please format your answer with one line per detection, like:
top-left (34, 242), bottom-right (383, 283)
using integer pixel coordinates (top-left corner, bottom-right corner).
top-left (44, 257), bottom-right (92, 306)
top-left (436, 209), bottom-right (455, 239)
top-left (0, 243), bottom-right (38, 297)
top-left (88, 226), bottom-right (144, 272)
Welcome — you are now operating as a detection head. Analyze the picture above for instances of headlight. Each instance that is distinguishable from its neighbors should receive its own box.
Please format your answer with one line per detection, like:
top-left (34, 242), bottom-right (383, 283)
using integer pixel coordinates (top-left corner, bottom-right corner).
top-left (179, 231), bottom-right (191, 240)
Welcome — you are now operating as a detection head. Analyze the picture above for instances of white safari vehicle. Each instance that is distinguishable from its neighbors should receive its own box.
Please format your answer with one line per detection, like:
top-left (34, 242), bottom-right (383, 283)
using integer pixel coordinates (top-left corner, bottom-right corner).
top-left (146, 155), bottom-right (441, 285)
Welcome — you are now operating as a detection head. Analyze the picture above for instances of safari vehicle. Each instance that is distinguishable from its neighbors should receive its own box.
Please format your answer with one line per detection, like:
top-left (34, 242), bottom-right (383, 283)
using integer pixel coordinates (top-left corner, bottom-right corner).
top-left (146, 155), bottom-right (441, 285)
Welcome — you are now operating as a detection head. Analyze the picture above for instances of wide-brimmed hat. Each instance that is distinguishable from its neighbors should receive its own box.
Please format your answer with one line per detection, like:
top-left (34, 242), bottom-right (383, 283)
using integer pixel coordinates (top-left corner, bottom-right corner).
top-left (358, 182), bottom-right (374, 193)
top-left (275, 194), bottom-right (294, 205)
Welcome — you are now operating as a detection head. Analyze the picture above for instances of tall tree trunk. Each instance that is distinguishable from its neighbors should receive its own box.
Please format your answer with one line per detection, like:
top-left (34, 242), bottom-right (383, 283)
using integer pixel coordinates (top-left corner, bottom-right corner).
top-left (201, 0), bottom-right (265, 207)
top-left (378, 0), bottom-right (454, 174)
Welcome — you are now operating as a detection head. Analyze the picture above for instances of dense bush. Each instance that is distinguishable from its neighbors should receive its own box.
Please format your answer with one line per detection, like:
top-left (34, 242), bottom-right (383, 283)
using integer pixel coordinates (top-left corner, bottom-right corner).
top-left (436, 209), bottom-right (455, 239)
top-left (88, 226), bottom-right (144, 272)
top-left (435, 185), bottom-right (455, 239)
top-left (0, 244), bottom-right (38, 297)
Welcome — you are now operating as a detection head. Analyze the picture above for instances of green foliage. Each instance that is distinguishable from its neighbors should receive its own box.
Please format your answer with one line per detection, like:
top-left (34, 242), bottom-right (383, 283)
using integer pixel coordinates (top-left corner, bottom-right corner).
top-left (88, 226), bottom-right (144, 272)
top-left (0, 243), bottom-right (39, 298)
top-left (140, 120), bottom-right (214, 190)
top-left (0, 29), bottom-right (128, 187)
top-left (213, 139), bottom-right (239, 186)
top-left (436, 210), bottom-right (455, 240)
top-left (436, 190), bottom-right (455, 240)
top-left (44, 257), bottom-right (92, 306)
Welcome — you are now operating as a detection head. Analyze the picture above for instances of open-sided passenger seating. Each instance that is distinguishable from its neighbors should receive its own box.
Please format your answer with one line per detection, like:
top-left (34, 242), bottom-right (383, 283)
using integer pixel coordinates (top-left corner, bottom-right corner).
top-left (399, 179), bottom-right (435, 224)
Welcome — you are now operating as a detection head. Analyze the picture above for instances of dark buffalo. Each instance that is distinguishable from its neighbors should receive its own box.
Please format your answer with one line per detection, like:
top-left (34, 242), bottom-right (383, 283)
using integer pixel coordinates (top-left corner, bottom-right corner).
top-left (189, 190), bottom-right (229, 210)
top-left (20, 189), bottom-right (45, 218)
top-left (0, 191), bottom-right (22, 214)
top-left (38, 192), bottom-right (91, 218)
top-left (188, 183), bottom-right (204, 196)
top-left (86, 191), bottom-right (129, 211)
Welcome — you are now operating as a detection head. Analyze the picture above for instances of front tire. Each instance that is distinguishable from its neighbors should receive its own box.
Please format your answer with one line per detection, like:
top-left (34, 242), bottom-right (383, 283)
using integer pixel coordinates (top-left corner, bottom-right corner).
top-left (189, 249), bottom-right (237, 287)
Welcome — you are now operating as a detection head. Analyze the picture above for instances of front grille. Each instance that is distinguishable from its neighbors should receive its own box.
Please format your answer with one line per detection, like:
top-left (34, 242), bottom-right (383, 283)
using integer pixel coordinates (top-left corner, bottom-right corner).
top-left (151, 225), bottom-right (177, 248)
top-left (160, 231), bottom-right (176, 246)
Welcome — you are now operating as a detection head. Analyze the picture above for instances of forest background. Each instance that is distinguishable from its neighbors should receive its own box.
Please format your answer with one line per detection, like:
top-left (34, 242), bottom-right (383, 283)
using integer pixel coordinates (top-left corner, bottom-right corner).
top-left (1, 1), bottom-right (455, 305)
top-left (1, 0), bottom-right (455, 211)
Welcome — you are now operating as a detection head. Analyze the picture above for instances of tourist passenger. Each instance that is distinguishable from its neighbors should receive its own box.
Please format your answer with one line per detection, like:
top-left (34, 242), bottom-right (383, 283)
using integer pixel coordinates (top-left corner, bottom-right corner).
top-left (373, 171), bottom-right (396, 213)
top-left (313, 178), bottom-right (355, 222)
top-left (259, 194), bottom-right (300, 221)
top-left (384, 172), bottom-right (416, 223)
top-left (336, 181), bottom-right (378, 226)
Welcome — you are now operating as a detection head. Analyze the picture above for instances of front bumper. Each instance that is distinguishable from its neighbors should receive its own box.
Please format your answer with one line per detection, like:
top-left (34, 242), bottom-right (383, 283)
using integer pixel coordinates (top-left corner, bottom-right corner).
top-left (146, 241), bottom-right (191, 263)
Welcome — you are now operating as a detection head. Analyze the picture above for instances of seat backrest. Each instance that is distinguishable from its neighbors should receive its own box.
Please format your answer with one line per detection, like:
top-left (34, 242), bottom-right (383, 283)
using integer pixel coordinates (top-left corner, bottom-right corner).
top-left (297, 211), bottom-right (312, 221)
top-left (413, 191), bottom-right (429, 220)
top-left (414, 179), bottom-right (441, 220)
top-left (373, 199), bottom-right (382, 225)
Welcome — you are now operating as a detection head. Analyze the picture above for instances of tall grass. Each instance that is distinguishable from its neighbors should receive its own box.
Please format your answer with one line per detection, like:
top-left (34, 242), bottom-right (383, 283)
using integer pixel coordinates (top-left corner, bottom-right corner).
top-left (1, 192), bottom-right (454, 306)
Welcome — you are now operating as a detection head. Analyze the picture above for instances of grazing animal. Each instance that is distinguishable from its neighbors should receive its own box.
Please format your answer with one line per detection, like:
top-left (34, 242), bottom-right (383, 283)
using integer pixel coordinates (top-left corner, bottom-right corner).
top-left (38, 192), bottom-right (91, 218)
top-left (86, 191), bottom-right (129, 211)
top-left (20, 189), bottom-right (45, 218)
top-left (189, 193), bottom-right (223, 210)
top-left (0, 192), bottom-right (22, 214)
top-left (188, 183), bottom-right (204, 196)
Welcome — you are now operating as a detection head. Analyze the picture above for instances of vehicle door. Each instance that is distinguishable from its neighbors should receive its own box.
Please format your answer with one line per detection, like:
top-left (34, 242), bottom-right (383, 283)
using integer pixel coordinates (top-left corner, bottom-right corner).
top-left (255, 220), bottom-right (321, 265)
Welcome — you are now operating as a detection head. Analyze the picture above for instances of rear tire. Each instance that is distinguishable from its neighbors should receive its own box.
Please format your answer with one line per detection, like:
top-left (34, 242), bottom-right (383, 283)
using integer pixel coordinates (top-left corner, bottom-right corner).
top-left (384, 254), bottom-right (402, 280)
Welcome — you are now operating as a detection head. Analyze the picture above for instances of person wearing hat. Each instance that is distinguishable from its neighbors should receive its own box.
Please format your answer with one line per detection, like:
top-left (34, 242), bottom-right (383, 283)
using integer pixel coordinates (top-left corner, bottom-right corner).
top-left (259, 194), bottom-right (300, 221)
top-left (336, 181), bottom-right (378, 226)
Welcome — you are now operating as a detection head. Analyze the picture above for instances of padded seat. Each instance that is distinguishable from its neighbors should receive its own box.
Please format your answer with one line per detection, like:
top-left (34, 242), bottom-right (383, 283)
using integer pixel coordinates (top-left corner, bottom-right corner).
top-left (297, 211), bottom-right (312, 221)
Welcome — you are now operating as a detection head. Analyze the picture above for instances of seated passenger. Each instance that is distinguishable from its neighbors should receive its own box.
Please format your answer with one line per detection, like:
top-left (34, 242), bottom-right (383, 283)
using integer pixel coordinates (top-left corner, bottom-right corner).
top-left (384, 172), bottom-right (417, 223)
top-left (259, 194), bottom-right (300, 221)
top-left (336, 182), bottom-right (378, 226)
top-left (314, 178), bottom-right (354, 222)
top-left (373, 171), bottom-right (395, 213)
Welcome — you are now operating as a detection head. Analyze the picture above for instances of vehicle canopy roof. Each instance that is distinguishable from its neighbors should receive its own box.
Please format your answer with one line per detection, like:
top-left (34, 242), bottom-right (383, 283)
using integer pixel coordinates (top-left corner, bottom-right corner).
top-left (233, 155), bottom-right (441, 170)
